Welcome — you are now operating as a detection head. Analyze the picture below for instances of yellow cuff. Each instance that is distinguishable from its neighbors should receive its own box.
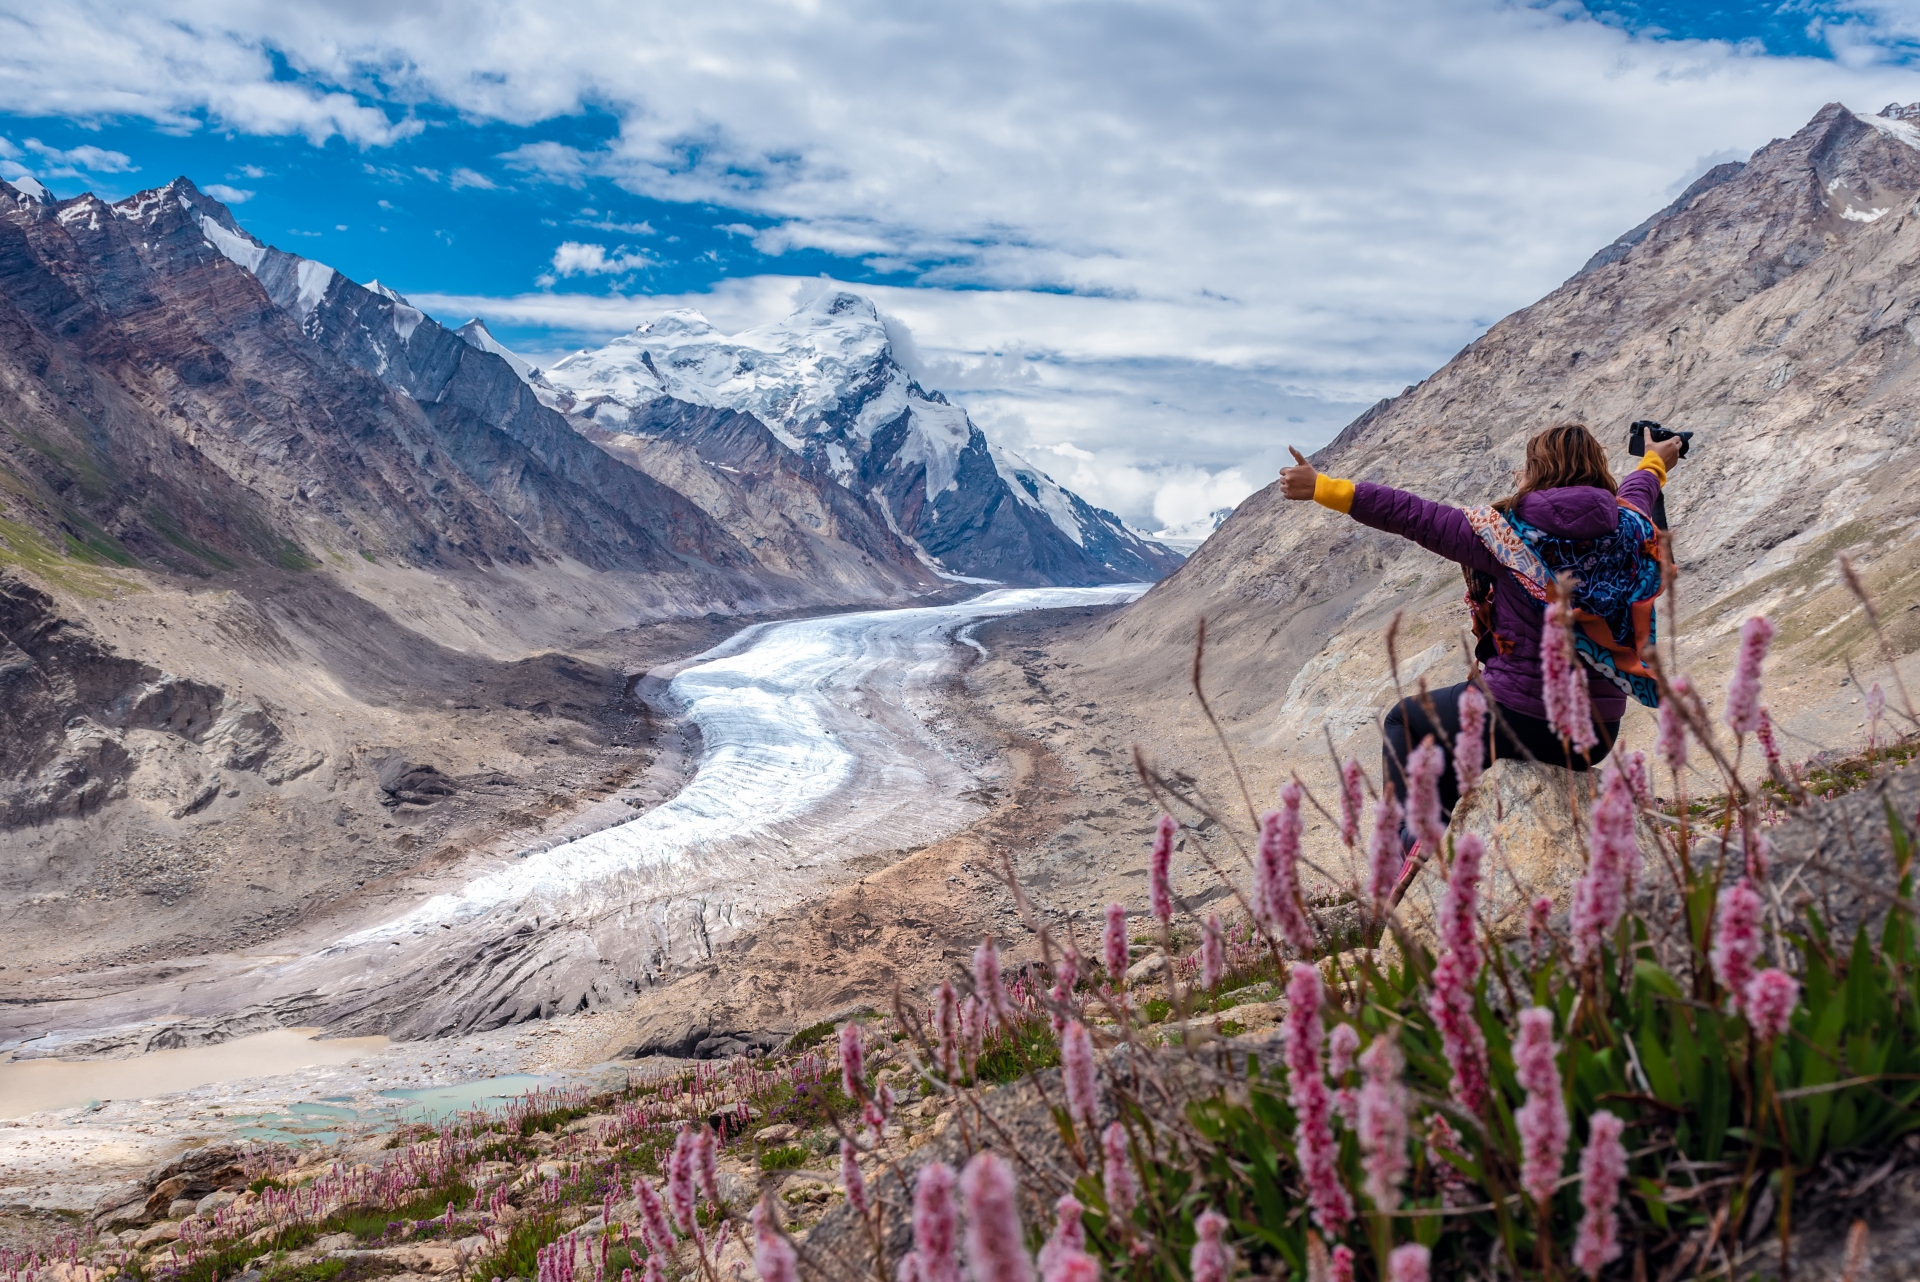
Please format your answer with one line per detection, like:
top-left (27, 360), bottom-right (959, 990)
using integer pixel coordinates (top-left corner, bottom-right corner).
top-left (1635, 452), bottom-right (1668, 486)
top-left (1313, 474), bottom-right (1356, 513)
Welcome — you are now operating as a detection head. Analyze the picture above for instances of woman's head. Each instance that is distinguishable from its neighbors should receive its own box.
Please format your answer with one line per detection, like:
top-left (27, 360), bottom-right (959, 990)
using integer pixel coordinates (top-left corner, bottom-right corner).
top-left (1496, 423), bottom-right (1616, 510)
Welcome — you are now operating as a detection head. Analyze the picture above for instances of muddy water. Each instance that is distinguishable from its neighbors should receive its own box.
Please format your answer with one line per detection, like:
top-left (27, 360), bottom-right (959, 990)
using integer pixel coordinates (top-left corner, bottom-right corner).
top-left (0, 1029), bottom-right (389, 1119)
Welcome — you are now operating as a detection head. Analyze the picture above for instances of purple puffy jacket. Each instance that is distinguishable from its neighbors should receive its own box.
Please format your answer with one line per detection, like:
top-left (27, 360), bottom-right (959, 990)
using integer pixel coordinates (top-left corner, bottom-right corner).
top-left (1343, 468), bottom-right (1664, 721)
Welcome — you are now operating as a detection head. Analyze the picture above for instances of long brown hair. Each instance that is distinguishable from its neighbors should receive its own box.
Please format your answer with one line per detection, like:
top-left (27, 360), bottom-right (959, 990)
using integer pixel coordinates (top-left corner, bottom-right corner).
top-left (1493, 423), bottom-right (1617, 512)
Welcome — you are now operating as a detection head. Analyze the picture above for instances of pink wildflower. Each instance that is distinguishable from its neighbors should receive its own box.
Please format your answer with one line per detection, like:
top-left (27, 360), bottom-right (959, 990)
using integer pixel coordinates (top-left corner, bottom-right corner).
top-left (667, 1129), bottom-right (697, 1234)
top-left (1103, 904), bottom-right (1129, 985)
top-left (751, 1198), bottom-right (797, 1282)
top-left (1745, 969), bottom-right (1799, 1041)
top-left (841, 1144), bottom-right (867, 1217)
top-left (1388, 1244), bottom-right (1430, 1282)
top-left (839, 1022), bottom-right (866, 1102)
top-left (1570, 761), bottom-right (1637, 965)
top-left (1513, 1007), bottom-right (1569, 1210)
top-left (1149, 814), bottom-right (1177, 925)
top-left (1256, 782), bottom-right (1314, 952)
top-left (1036, 1197), bottom-right (1085, 1278)
top-left (959, 1153), bottom-right (1035, 1282)
top-left (864, 1079), bottom-right (895, 1136)
top-left (1723, 615), bottom-right (1775, 736)
top-left (1456, 686), bottom-right (1489, 794)
top-left (899, 1258), bottom-right (922, 1282)
top-left (1040, 1257), bottom-right (1095, 1282)
top-left (1357, 1033), bottom-right (1409, 1211)
top-left (1330, 1245), bottom-right (1355, 1282)
top-left (1101, 1122), bottom-right (1138, 1221)
top-left (1528, 895), bottom-right (1552, 955)
top-left (936, 981), bottom-right (961, 1079)
top-left (1621, 748), bottom-right (1650, 805)
top-left (1282, 962), bottom-right (1354, 1232)
top-left (911, 1163), bottom-right (959, 1282)
top-left (1061, 1021), bottom-right (1098, 1136)
top-left (1189, 1211), bottom-right (1231, 1282)
top-left (974, 939), bottom-right (1013, 1027)
top-left (1542, 590), bottom-right (1597, 751)
top-left (1746, 829), bottom-right (1771, 880)
top-left (633, 1175), bottom-right (674, 1255)
top-left (1659, 675), bottom-right (1692, 774)
top-left (1426, 832), bottom-right (1489, 1114)
top-left (1200, 914), bottom-right (1225, 991)
top-left (1049, 949), bottom-right (1078, 1032)
top-left (1405, 736), bottom-right (1447, 857)
top-left (1710, 879), bottom-right (1763, 1013)
top-left (1339, 759), bottom-right (1366, 846)
top-left (1756, 707), bottom-right (1783, 780)
top-left (1572, 1110), bottom-right (1627, 1277)
top-left (1328, 1022), bottom-right (1360, 1079)
top-left (1366, 789), bottom-right (1405, 912)
top-left (959, 994), bottom-right (983, 1077)
top-left (695, 1126), bottom-right (720, 1204)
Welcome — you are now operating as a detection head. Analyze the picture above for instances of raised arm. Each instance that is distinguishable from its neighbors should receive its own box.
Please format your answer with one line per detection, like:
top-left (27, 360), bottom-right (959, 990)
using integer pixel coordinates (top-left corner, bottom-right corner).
top-left (1280, 447), bottom-right (1496, 573)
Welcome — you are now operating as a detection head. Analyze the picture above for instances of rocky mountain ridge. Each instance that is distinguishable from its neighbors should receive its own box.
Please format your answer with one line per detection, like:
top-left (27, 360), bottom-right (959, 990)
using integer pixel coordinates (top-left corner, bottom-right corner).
top-left (530, 291), bottom-right (1183, 586)
top-left (1069, 99), bottom-right (1920, 821)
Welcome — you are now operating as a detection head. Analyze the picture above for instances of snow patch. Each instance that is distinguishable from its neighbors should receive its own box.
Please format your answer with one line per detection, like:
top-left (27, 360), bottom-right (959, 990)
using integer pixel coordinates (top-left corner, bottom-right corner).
top-left (9, 175), bottom-right (52, 204)
top-left (988, 441), bottom-right (1086, 547)
top-left (293, 259), bottom-right (337, 317)
top-left (390, 301), bottom-right (425, 343)
top-left (1858, 111), bottom-right (1920, 154)
top-left (195, 213), bottom-right (266, 273)
top-left (899, 401), bottom-right (975, 502)
top-left (1842, 205), bottom-right (1889, 223)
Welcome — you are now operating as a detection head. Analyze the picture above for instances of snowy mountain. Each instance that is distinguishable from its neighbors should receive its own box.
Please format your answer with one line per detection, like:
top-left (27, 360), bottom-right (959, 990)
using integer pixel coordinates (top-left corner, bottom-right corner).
top-left (1150, 507), bottom-right (1236, 555)
top-left (533, 292), bottom-right (1182, 586)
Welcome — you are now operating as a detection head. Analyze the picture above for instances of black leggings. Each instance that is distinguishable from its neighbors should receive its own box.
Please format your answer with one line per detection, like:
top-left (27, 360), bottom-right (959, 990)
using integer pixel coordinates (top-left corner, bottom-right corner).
top-left (1381, 682), bottom-right (1619, 833)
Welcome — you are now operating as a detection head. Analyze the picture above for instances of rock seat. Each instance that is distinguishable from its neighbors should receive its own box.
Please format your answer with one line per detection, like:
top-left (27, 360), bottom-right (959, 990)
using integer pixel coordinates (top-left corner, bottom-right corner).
top-left (1398, 757), bottom-right (1655, 944)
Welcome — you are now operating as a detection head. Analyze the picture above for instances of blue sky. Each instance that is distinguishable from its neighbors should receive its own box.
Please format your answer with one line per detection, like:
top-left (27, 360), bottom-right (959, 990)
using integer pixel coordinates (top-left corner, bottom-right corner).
top-left (4, 0), bottom-right (1920, 529)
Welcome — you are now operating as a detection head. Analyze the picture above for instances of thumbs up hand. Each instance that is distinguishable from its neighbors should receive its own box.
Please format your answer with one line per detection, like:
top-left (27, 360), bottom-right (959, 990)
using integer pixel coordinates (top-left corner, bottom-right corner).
top-left (1280, 446), bottom-right (1318, 501)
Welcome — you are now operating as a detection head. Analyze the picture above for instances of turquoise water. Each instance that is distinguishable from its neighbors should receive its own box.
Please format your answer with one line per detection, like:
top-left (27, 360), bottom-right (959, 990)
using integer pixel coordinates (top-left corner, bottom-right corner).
top-left (376, 1074), bottom-right (555, 1120)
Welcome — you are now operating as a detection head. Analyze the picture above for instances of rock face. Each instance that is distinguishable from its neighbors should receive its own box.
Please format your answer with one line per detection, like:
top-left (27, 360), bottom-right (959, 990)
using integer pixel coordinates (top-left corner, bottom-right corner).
top-left (534, 291), bottom-right (1184, 586)
top-left (1064, 100), bottom-right (1920, 835)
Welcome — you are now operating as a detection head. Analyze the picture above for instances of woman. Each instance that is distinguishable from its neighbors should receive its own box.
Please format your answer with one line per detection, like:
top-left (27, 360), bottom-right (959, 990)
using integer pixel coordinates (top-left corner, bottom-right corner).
top-left (1279, 423), bottom-right (1681, 840)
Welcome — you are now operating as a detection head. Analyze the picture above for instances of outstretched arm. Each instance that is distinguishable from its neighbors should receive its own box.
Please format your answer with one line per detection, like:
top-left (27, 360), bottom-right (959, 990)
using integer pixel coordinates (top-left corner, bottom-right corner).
top-left (1280, 447), bottom-right (1495, 572)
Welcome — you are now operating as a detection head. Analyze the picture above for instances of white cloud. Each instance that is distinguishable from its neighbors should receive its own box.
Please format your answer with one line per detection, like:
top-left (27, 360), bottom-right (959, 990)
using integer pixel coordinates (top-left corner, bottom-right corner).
top-left (544, 241), bottom-right (655, 278)
top-left (202, 181), bottom-right (253, 202)
top-left (449, 166), bottom-right (497, 190)
top-left (23, 138), bottom-right (135, 172)
top-left (12, 0), bottom-right (1920, 521)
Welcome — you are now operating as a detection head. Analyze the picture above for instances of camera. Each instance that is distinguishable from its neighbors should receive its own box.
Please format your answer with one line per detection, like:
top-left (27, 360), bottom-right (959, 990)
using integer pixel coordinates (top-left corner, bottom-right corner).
top-left (1628, 419), bottom-right (1693, 459)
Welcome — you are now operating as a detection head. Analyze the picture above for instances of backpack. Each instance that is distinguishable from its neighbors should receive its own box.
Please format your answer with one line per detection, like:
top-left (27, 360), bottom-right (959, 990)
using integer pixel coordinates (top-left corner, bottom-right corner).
top-left (1463, 496), bottom-right (1666, 707)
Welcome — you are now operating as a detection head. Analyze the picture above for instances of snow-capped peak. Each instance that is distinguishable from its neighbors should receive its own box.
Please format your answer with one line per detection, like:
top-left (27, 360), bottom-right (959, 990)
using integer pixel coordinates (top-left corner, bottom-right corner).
top-left (540, 286), bottom-right (1178, 583)
top-left (5, 175), bottom-right (53, 204)
top-left (1152, 506), bottom-right (1237, 554)
top-left (456, 319), bottom-right (538, 383)
top-left (636, 309), bottom-right (717, 339)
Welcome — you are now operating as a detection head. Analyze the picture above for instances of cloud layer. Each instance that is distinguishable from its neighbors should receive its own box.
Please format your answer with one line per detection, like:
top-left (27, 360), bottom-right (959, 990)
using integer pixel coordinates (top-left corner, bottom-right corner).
top-left (5, 0), bottom-right (1920, 526)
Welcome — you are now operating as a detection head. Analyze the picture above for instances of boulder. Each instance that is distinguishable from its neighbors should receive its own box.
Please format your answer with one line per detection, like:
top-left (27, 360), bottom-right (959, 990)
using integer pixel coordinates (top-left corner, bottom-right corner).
top-left (1124, 952), bottom-right (1169, 985)
top-left (1400, 757), bottom-right (1655, 944)
top-left (376, 756), bottom-right (457, 806)
top-left (140, 1143), bottom-right (246, 1220)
